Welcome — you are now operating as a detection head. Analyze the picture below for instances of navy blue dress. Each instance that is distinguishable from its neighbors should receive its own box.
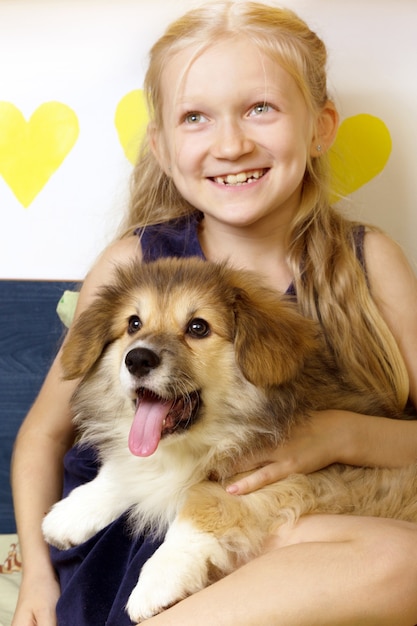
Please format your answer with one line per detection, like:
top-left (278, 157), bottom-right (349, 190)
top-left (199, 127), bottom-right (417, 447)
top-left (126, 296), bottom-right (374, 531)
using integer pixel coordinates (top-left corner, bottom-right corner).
top-left (51, 214), bottom-right (364, 625)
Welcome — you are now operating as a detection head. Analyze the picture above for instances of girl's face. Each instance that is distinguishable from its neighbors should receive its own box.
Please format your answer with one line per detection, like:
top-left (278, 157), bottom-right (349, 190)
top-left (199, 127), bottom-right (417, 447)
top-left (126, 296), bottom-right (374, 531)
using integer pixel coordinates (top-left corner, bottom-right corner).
top-left (152, 37), bottom-right (317, 232)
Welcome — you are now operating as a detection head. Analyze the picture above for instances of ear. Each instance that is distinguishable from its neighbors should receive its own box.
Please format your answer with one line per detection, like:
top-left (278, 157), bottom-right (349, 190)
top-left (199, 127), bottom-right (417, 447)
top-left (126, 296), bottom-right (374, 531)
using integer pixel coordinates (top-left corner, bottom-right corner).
top-left (148, 122), bottom-right (171, 176)
top-left (60, 298), bottom-right (117, 380)
top-left (310, 100), bottom-right (339, 157)
top-left (232, 282), bottom-right (320, 388)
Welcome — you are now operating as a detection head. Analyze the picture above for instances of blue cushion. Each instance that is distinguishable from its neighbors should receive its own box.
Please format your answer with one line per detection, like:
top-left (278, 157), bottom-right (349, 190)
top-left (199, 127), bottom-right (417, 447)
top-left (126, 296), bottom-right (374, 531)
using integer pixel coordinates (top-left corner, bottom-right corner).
top-left (0, 280), bottom-right (77, 533)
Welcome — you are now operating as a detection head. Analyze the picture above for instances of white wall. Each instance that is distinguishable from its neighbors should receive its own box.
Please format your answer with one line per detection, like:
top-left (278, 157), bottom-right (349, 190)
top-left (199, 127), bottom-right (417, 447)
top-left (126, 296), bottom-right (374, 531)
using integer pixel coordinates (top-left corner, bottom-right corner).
top-left (0, 0), bottom-right (416, 279)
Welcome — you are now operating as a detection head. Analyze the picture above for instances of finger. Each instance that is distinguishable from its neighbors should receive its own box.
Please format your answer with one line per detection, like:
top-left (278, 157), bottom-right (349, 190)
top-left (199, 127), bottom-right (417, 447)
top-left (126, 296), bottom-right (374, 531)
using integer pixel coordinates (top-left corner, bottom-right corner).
top-left (227, 463), bottom-right (284, 495)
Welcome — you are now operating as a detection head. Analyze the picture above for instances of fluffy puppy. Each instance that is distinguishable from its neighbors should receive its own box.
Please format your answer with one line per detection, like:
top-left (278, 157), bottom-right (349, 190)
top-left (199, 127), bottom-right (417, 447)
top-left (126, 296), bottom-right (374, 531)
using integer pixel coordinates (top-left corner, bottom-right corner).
top-left (42, 257), bottom-right (417, 622)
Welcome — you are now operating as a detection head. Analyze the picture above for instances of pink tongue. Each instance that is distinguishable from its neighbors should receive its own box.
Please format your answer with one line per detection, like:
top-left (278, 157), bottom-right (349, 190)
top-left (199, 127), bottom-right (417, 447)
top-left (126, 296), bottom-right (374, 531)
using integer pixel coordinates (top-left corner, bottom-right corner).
top-left (128, 396), bottom-right (172, 457)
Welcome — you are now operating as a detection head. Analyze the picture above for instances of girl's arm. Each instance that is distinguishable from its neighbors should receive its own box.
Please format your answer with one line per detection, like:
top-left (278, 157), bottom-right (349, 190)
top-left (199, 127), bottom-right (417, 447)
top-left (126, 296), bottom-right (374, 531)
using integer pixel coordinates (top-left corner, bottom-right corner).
top-left (11, 353), bottom-right (77, 626)
top-left (11, 235), bottom-right (142, 626)
top-left (230, 231), bottom-right (417, 495)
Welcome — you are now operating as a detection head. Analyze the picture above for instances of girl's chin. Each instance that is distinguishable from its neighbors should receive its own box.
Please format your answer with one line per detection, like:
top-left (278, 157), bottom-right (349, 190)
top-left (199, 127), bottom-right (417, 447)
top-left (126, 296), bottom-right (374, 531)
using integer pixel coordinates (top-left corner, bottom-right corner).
top-left (203, 210), bottom-right (272, 229)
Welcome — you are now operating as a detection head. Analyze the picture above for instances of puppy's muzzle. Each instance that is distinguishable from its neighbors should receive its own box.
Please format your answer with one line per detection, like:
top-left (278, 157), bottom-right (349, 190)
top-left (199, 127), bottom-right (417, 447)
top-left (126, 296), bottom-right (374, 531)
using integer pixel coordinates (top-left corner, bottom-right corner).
top-left (123, 345), bottom-right (201, 457)
top-left (125, 347), bottom-right (161, 377)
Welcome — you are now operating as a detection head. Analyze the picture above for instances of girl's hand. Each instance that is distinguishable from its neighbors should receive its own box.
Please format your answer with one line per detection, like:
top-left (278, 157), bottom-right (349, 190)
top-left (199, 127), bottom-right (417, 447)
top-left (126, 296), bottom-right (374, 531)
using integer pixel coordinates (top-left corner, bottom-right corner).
top-left (227, 409), bottom-right (346, 495)
top-left (226, 408), bottom-right (417, 495)
top-left (12, 571), bottom-right (60, 626)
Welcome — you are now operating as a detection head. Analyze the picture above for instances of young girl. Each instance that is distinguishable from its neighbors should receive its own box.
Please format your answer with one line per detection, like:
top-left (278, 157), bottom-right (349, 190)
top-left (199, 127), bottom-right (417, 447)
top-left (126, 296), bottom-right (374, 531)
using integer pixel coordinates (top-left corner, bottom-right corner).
top-left (11, 2), bottom-right (417, 625)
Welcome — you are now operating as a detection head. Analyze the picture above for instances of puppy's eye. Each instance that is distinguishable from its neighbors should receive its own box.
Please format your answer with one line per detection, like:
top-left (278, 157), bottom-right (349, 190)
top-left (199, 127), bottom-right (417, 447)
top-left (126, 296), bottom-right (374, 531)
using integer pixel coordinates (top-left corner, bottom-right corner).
top-left (127, 315), bottom-right (142, 335)
top-left (187, 318), bottom-right (210, 338)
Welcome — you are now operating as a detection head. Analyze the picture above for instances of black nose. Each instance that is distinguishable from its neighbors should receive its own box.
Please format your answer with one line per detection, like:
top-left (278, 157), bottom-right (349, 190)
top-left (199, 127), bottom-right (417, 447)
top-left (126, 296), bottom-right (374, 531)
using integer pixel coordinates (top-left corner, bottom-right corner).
top-left (125, 347), bottom-right (161, 377)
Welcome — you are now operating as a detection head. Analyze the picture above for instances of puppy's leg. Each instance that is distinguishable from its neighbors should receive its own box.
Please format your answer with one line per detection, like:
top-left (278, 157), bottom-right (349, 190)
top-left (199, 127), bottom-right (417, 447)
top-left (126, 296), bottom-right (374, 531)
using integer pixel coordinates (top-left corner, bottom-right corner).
top-left (127, 481), bottom-right (266, 622)
top-left (126, 517), bottom-right (234, 622)
top-left (42, 463), bottom-right (135, 549)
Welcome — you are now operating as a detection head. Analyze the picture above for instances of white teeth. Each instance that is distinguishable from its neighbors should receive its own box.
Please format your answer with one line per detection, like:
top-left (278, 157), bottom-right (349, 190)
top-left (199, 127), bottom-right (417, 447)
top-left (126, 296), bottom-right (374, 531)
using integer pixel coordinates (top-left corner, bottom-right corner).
top-left (228, 172), bottom-right (247, 184)
top-left (214, 169), bottom-right (265, 185)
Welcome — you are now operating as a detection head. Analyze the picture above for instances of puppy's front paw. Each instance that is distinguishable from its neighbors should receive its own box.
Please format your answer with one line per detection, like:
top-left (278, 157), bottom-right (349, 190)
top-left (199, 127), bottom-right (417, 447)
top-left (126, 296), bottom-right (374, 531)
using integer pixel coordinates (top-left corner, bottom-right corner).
top-left (42, 486), bottom-right (110, 549)
top-left (42, 499), bottom-right (86, 549)
top-left (126, 521), bottom-right (231, 622)
top-left (42, 475), bottom-right (127, 549)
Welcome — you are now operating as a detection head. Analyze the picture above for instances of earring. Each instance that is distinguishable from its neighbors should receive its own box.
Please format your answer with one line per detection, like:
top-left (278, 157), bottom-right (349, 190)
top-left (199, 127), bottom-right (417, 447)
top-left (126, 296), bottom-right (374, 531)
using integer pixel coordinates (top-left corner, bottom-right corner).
top-left (316, 144), bottom-right (322, 152)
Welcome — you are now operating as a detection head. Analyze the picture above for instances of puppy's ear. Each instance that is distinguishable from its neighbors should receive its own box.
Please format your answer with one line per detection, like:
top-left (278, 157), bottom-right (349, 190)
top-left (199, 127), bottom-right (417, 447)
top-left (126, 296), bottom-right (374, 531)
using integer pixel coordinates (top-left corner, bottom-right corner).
top-left (61, 296), bottom-right (117, 380)
top-left (232, 281), bottom-right (320, 387)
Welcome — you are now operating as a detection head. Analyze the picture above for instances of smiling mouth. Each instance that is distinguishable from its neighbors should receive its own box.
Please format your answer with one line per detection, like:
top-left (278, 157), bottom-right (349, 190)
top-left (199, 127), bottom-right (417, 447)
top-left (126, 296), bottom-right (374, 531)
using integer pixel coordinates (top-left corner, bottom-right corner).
top-left (212, 168), bottom-right (268, 186)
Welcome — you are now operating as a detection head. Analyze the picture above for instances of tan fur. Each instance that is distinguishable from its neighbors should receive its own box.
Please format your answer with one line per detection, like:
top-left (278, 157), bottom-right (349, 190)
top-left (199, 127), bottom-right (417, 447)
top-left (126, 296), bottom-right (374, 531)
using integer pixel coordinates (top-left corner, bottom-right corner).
top-left (44, 257), bottom-right (417, 622)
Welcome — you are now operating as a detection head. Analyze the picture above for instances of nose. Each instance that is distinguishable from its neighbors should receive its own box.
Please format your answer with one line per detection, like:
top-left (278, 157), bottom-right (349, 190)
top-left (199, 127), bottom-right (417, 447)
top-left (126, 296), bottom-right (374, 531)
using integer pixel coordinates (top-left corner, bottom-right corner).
top-left (125, 347), bottom-right (161, 377)
top-left (211, 118), bottom-right (255, 160)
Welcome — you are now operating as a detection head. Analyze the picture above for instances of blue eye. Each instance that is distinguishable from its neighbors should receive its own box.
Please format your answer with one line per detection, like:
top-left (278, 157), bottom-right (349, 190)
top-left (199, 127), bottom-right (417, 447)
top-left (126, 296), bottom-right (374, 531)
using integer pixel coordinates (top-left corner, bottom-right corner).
top-left (250, 103), bottom-right (271, 116)
top-left (184, 112), bottom-right (207, 124)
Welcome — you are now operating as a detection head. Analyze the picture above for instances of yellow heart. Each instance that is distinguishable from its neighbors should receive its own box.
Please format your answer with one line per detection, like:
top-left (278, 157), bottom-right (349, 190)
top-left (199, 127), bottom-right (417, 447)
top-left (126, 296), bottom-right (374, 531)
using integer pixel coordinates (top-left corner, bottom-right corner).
top-left (0, 101), bottom-right (79, 207)
top-left (115, 90), bottom-right (148, 164)
top-left (329, 114), bottom-right (392, 202)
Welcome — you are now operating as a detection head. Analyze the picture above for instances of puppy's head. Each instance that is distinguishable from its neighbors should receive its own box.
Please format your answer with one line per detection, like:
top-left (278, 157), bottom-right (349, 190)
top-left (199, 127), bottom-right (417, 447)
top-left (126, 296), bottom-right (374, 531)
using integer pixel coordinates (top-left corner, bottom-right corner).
top-left (61, 258), bottom-right (320, 456)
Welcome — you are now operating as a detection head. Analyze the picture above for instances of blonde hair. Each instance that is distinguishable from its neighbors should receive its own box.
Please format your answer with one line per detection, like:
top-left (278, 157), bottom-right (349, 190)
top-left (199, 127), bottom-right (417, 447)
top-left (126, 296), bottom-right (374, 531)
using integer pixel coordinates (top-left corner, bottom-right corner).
top-left (119, 1), bottom-right (409, 408)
